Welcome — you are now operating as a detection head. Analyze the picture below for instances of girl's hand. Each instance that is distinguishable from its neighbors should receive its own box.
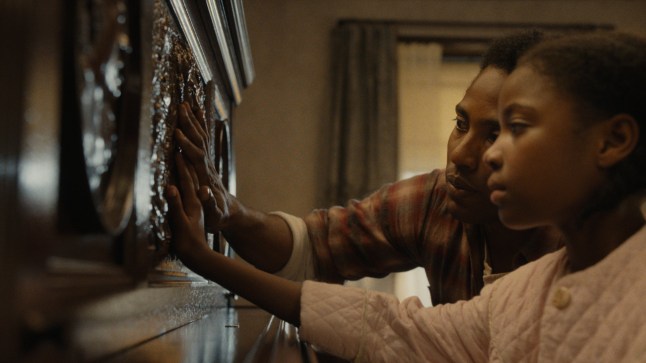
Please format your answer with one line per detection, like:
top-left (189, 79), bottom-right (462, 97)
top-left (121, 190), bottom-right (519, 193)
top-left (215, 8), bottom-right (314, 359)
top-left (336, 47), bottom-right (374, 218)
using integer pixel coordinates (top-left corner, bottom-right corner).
top-left (167, 152), bottom-right (303, 327)
top-left (166, 152), bottom-right (222, 269)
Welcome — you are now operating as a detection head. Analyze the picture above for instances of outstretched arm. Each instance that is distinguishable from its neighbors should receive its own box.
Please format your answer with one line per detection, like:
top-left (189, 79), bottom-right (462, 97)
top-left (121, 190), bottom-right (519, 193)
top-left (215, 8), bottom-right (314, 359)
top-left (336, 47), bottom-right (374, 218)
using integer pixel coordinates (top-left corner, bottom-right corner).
top-left (174, 102), bottom-right (293, 273)
top-left (167, 151), bottom-right (302, 325)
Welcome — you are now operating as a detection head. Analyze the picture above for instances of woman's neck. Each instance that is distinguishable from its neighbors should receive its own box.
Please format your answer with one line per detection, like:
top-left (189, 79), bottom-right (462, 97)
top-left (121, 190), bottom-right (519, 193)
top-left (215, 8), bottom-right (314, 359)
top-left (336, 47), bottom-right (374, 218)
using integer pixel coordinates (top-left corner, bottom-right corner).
top-left (559, 195), bottom-right (645, 273)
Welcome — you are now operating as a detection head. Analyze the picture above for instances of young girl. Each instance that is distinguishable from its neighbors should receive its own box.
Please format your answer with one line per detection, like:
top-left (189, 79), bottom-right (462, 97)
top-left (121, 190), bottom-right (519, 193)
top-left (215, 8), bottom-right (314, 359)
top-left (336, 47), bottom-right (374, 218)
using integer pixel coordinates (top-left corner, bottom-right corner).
top-left (167, 31), bottom-right (646, 362)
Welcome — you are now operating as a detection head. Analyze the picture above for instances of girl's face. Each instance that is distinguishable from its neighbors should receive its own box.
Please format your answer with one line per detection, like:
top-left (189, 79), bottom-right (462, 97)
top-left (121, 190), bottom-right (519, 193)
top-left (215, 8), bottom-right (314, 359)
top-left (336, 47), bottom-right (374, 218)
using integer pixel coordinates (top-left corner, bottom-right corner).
top-left (483, 65), bottom-right (605, 229)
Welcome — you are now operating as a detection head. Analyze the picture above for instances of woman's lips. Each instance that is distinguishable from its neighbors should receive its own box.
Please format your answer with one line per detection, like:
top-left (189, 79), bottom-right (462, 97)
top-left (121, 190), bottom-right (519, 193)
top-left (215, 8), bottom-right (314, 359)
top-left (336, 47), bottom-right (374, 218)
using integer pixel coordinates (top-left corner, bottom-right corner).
top-left (446, 176), bottom-right (477, 193)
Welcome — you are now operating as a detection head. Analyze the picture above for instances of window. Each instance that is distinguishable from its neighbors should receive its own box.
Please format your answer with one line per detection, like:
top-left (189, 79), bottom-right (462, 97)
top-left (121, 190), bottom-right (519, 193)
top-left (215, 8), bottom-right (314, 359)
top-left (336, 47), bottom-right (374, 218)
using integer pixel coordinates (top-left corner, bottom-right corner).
top-left (398, 42), bottom-right (481, 179)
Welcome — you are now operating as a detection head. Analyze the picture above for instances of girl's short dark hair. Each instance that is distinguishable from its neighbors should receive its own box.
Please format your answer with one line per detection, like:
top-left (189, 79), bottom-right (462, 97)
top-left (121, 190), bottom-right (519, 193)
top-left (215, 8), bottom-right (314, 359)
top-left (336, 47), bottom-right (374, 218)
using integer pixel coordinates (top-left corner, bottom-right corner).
top-left (520, 32), bottom-right (646, 212)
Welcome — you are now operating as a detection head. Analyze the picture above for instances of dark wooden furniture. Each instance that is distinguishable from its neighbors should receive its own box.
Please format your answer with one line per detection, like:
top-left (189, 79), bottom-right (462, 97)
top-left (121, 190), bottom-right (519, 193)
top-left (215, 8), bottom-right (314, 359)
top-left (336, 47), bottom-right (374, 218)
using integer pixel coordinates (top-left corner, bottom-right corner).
top-left (0, 0), bottom-right (320, 361)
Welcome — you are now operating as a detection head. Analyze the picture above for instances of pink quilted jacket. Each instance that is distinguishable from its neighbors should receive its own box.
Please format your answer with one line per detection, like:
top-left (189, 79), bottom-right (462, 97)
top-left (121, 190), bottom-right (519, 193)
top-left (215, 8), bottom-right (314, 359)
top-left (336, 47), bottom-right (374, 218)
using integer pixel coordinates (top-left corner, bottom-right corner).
top-left (300, 225), bottom-right (646, 362)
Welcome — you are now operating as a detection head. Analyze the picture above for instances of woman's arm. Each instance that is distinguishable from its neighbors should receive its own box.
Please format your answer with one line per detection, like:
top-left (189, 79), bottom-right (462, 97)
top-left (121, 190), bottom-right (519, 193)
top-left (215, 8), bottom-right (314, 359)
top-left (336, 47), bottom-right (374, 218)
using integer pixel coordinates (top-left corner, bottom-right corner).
top-left (166, 151), bottom-right (302, 325)
top-left (174, 102), bottom-right (294, 273)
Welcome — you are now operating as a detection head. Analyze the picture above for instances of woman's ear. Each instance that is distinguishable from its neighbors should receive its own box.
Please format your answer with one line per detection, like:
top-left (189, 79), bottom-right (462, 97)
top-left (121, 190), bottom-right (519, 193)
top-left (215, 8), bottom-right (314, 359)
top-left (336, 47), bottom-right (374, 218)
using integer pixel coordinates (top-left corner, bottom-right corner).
top-left (597, 114), bottom-right (640, 168)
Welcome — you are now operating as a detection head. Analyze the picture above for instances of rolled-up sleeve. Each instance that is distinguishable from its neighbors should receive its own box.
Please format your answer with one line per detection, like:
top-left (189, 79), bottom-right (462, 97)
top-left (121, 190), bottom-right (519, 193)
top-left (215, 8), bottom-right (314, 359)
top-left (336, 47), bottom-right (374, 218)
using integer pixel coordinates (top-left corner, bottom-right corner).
top-left (271, 211), bottom-right (316, 281)
top-left (304, 171), bottom-right (446, 283)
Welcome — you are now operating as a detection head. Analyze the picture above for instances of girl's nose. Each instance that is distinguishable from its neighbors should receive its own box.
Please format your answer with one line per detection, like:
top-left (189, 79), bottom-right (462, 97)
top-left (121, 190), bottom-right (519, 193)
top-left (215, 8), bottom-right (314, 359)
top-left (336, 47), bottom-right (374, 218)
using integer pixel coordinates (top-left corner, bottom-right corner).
top-left (483, 145), bottom-right (502, 171)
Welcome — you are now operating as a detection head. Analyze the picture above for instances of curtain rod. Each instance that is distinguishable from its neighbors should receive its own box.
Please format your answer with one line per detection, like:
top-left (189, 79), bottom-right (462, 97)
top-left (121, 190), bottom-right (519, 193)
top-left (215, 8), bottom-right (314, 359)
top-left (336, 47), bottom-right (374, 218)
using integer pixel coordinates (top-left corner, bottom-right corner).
top-left (336, 19), bottom-right (615, 32)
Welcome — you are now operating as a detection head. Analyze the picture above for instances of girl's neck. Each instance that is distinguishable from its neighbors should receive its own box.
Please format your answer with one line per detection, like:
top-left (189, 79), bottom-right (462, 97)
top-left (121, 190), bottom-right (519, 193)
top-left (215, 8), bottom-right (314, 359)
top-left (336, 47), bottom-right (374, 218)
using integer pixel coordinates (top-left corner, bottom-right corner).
top-left (483, 220), bottom-right (548, 273)
top-left (559, 194), bottom-right (646, 273)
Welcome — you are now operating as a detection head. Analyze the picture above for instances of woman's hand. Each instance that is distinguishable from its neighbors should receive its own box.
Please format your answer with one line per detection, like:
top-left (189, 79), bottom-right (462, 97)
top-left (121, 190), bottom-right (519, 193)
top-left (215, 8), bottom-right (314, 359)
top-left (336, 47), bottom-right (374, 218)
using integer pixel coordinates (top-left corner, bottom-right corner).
top-left (174, 102), bottom-right (236, 233)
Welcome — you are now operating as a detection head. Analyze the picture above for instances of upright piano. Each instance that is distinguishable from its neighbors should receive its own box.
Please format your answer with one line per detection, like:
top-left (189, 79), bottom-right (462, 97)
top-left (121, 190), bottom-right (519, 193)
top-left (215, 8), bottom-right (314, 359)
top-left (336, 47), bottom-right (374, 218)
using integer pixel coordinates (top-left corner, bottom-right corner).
top-left (0, 1), bottom-right (334, 361)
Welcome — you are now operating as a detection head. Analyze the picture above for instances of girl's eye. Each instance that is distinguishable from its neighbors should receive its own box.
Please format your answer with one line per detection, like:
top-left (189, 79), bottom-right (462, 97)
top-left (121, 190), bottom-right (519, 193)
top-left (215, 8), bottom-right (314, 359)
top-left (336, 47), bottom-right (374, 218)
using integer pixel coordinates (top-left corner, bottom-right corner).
top-left (454, 117), bottom-right (468, 132)
top-left (509, 122), bottom-right (528, 135)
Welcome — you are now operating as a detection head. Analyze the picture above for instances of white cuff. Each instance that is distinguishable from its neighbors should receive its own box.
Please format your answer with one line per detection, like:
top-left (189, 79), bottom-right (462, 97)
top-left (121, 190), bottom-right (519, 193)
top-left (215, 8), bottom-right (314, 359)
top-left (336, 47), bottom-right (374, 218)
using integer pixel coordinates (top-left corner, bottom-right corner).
top-left (269, 211), bottom-right (316, 281)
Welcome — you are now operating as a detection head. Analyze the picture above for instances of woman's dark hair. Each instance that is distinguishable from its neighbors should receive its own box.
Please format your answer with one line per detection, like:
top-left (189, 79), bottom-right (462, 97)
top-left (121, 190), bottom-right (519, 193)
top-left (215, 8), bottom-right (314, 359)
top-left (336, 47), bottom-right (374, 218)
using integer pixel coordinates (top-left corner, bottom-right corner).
top-left (520, 31), bottom-right (646, 213)
top-left (480, 29), bottom-right (546, 73)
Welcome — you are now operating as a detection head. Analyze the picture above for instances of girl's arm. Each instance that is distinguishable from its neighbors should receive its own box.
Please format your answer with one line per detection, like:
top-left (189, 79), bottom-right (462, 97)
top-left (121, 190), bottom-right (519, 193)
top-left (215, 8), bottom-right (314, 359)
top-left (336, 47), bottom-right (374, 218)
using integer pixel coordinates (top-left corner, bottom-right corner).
top-left (166, 151), bottom-right (302, 326)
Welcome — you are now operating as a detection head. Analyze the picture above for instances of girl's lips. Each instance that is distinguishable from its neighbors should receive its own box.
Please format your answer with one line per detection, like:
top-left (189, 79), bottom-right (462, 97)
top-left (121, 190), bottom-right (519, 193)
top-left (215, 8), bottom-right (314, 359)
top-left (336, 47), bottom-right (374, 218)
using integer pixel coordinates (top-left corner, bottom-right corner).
top-left (489, 189), bottom-right (506, 206)
top-left (487, 179), bottom-right (506, 205)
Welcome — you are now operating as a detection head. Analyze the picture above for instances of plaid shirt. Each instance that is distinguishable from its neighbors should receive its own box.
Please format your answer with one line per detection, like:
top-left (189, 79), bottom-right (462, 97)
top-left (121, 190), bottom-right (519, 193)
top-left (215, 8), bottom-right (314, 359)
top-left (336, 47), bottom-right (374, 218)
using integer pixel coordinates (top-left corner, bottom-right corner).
top-left (305, 169), bottom-right (560, 305)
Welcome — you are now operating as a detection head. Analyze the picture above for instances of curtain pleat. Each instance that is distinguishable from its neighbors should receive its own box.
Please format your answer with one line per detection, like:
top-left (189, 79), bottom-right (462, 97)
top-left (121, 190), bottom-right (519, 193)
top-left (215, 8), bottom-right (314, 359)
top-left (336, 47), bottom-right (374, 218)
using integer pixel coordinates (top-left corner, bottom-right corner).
top-left (326, 23), bottom-right (398, 206)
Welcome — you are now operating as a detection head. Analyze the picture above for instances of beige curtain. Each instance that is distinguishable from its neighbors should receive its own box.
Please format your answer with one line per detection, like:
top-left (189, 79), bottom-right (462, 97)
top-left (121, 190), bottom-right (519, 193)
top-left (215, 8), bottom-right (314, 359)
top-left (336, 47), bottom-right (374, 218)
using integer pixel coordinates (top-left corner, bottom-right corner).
top-left (398, 42), bottom-right (443, 179)
top-left (326, 23), bottom-right (399, 206)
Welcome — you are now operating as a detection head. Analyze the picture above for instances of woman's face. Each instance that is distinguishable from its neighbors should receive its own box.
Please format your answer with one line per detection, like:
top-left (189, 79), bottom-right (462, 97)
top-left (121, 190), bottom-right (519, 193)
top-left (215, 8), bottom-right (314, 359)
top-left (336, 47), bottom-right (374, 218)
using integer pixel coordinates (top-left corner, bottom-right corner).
top-left (445, 67), bottom-right (505, 224)
top-left (483, 65), bottom-right (605, 229)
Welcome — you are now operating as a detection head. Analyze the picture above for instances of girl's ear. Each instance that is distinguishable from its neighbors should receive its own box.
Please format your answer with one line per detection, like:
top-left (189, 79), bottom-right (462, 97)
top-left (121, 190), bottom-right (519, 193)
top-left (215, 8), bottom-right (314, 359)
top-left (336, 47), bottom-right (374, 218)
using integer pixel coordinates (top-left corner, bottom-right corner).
top-left (597, 114), bottom-right (640, 168)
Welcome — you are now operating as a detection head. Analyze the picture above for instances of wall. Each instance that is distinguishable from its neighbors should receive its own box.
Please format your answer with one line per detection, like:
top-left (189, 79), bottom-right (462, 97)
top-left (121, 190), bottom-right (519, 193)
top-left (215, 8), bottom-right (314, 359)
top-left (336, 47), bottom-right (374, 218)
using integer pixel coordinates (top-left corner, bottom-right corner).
top-left (234, 0), bottom-right (646, 216)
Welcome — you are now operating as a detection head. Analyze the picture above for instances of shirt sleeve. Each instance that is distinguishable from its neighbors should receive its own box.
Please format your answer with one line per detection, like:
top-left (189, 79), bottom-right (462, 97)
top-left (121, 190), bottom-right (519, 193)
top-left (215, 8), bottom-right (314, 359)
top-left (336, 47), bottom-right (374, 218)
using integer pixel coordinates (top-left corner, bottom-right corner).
top-left (270, 211), bottom-right (316, 281)
top-left (299, 280), bottom-right (491, 362)
top-left (303, 170), bottom-right (447, 283)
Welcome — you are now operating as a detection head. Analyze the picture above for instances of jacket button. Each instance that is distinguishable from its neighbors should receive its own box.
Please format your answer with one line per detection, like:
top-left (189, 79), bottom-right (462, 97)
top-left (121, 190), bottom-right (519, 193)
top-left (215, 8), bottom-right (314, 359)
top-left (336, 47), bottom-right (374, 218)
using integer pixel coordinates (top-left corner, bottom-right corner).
top-left (551, 286), bottom-right (571, 309)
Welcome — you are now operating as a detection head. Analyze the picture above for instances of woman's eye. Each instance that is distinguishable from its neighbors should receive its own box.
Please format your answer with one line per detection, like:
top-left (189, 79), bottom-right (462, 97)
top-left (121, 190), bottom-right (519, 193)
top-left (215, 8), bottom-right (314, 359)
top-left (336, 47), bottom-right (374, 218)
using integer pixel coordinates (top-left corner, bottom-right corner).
top-left (487, 129), bottom-right (500, 143)
top-left (454, 117), bottom-right (468, 132)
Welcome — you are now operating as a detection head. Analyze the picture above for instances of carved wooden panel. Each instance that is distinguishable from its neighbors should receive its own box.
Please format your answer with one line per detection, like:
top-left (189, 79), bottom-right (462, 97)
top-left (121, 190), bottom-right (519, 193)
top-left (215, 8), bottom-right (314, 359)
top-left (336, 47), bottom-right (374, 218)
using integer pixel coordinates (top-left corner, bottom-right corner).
top-left (146, 0), bottom-right (237, 283)
top-left (148, 0), bottom-right (214, 272)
